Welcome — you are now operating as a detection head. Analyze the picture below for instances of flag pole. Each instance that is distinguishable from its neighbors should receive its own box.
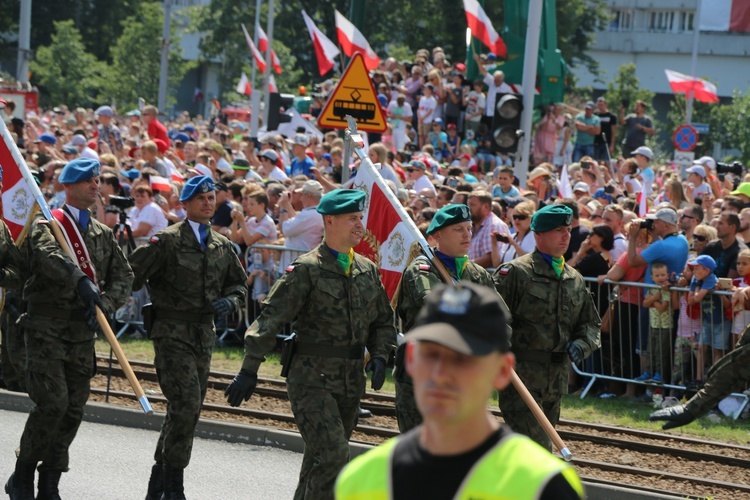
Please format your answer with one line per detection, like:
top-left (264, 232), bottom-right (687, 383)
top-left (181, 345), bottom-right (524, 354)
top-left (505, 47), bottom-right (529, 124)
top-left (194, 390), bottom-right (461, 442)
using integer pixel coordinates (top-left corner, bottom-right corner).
top-left (686, 0), bottom-right (702, 124)
top-left (0, 109), bottom-right (153, 415)
top-left (343, 115), bottom-right (572, 461)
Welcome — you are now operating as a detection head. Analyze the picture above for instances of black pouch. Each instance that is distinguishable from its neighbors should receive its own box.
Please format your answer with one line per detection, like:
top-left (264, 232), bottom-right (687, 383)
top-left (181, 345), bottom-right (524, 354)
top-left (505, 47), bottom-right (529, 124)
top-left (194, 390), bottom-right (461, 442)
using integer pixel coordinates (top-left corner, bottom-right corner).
top-left (280, 332), bottom-right (297, 378)
top-left (141, 303), bottom-right (154, 339)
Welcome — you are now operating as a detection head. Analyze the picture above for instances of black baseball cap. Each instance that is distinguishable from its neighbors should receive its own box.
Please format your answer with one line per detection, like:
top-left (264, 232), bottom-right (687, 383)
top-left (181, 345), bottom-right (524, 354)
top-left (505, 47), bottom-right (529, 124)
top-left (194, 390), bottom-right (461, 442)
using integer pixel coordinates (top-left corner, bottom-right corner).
top-left (406, 283), bottom-right (510, 356)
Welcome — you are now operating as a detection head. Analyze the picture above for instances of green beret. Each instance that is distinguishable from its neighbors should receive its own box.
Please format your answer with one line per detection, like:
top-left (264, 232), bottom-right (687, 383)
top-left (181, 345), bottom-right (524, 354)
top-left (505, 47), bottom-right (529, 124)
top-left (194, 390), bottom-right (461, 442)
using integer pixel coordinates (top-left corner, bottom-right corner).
top-left (427, 204), bottom-right (471, 235)
top-left (530, 204), bottom-right (573, 232)
top-left (317, 189), bottom-right (366, 215)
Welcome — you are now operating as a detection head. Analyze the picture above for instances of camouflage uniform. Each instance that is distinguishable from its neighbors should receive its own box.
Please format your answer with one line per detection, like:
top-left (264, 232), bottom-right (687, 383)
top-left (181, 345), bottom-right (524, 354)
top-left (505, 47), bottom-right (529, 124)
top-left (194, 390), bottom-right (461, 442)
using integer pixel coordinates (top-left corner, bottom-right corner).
top-left (394, 257), bottom-right (509, 432)
top-left (128, 220), bottom-right (246, 468)
top-left (242, 242), bottom-right (396, 500)
top-left (493, 249), bottom-right (600, 450)
top-left (0, 220), bottom-right (25, 390)
top-left (17, 210), bottom-right (132, 472)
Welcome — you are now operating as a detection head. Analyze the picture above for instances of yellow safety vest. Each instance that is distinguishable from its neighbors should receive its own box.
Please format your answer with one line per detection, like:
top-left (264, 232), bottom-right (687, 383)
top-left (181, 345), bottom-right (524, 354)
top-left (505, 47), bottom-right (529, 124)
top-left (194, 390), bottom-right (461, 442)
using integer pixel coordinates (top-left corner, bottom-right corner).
top-left (335, 433), bottom-right (584, 500)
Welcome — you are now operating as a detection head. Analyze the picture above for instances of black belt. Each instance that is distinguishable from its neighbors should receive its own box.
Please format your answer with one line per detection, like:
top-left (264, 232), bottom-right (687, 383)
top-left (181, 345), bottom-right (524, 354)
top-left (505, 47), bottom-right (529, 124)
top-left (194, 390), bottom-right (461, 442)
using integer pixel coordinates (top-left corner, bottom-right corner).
top-left (515, 350), bottom-right (567, 364)
top-left (28, 304), bottom-right (87, 321)
top-left (295, 343), bottom-right (364, 359)
top-left (155, 309), bottom-right (214, 325)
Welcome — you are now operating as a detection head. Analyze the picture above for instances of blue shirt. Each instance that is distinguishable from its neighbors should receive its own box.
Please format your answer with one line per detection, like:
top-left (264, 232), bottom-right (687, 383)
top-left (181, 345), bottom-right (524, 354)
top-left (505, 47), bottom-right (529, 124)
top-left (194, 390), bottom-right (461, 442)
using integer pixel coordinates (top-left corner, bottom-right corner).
top-left (290, 156), bottom-right (315, 178)
top-left (690, 274), bottom-right (722, 324)
top-left (492, 184), bottom-right (521, 200)
top-left (640, 234), bottom-right (689, 285)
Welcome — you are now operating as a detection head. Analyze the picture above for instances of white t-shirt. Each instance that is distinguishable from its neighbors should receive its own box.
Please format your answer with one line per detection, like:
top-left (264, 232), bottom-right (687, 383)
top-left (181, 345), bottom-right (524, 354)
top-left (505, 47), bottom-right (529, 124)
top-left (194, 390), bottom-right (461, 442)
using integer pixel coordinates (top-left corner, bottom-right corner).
top-left (387, 101), bottom-right (413, 132)
top-left (130, 202), bottom-right (168, 246)
top-left (483, 75), bottom-right (513, 116)
top-left (413, 174), bottom-right (436, 194)
top-left (623, 174), bottom-right (642, 195)
top-left (693, 182), bottom-right (711, 198)
top-left (465, 91), bottom-right (485, 123)
top-left (418, 95), bottom-right (437, 124)
top-left (611, 234), bottom-right (628, 262)
top-left (268, 167), bottom-right (288, 182)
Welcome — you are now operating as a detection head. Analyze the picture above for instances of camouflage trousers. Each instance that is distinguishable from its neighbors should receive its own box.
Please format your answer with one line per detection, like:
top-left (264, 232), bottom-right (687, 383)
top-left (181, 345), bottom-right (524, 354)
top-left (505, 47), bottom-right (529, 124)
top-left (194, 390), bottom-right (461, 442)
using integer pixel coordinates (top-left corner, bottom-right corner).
top-left (1, 311), bottom-right (25, 391)
top-left (687, 333), bottom-right (750, 417)
top-left (394, 374), bottom-right (422, 433)
top-left (18, 325), bottom-right (94, 472)
top-left (153, 336), bottom-right (212, 469)
top-left (287, 382), bottom-right (359, 500)
top-left (498, 384), bottom-right (561, 452)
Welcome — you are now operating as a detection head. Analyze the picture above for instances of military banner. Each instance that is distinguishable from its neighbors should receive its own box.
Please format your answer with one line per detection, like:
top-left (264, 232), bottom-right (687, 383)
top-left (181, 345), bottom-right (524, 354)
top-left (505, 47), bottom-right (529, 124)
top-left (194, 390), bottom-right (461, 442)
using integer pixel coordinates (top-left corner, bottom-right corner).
top-left (351, 161), bottom-right (417, 299)
top-left (0, 121), bottom-right (37, 243)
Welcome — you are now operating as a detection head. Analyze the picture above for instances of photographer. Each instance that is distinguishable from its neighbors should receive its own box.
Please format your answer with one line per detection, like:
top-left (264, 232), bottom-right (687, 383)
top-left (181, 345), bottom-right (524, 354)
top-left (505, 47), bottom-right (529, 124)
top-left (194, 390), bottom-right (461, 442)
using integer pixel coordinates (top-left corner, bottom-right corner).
top-left (627, 208), bottom-right (689, 282)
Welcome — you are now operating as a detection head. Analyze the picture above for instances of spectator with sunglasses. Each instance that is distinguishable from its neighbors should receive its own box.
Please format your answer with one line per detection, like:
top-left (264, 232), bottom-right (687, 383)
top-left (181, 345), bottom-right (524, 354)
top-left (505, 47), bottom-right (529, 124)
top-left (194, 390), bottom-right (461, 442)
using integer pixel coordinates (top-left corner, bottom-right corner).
top-left (497, 200), bottom-right (536, 265)
top-left (692, 224), bottom-right (717, 257)
top-left (679, 205), bottom-right (704, 247)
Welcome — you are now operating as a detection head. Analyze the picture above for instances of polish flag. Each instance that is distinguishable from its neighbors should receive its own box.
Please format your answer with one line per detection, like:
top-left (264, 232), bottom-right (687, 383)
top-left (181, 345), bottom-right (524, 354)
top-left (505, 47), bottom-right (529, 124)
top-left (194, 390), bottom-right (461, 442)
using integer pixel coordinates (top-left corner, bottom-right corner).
top-left (353, 160), bottom-right (418, 299)
top-left (0, 122), bottom-right (38, 242)
top-left (241, 23), bottom-right (266, 73)
top-left (664, 69), bottom-right (719, 103)
top-left (149, 176), bottom-right (171, 193)
top-left (267, 74), bottom-right (278, 93)
top-left (334, 10), bottom-right (380, 71)
top-left (463, 0), bottom-right (507, 57)
top-left (699, 0), bottom-right (750, 32)
top-left (236, 72), bottom-right (252, 96)
top-left (256, 24), bottom-right (282, 74)
top-left (302, 10), bottom-right (340, 76)
top-left (637, 191), bottom-right (648, 218)
top-left (193, 87), bottom-right (204, 102)
top-left (558, 164), bottom-right (574, 198)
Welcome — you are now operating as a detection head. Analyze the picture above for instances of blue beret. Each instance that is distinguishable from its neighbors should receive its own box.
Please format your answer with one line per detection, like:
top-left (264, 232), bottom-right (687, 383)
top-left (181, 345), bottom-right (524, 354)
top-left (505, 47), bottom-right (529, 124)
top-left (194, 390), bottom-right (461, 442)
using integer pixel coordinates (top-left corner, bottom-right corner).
top-left (121, 169), bottom-right (140, 180)
top-left (427, 204), bottom-right (471, 235)
top-left (38, 133), bottom-right (57, 145)
top-left (58, 158), bottom-right (101, 184)
top-left (530, 204), bottom-right (573, 232)
top-left (317, 189), bottom-right (366, 215)
top-left (174, 132), bottom-right (190, 143)
top-left (180, 175), bottom-right (215, 202)
top-left (95, 105), bottom-right (114, 117)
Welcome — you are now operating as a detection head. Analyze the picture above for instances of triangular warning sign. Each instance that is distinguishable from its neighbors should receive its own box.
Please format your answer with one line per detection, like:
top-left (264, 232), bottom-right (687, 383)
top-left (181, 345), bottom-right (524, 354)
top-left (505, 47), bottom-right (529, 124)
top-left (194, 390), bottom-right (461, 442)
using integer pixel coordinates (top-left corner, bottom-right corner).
top-left (317, 52), bottom-right (387, 133)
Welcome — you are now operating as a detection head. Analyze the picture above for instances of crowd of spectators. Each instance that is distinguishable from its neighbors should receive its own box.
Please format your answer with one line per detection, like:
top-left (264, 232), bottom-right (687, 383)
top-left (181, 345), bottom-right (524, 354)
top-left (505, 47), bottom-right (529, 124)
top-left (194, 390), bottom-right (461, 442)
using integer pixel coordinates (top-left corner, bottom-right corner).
top-left (4, 45), bottom-right (748, 400)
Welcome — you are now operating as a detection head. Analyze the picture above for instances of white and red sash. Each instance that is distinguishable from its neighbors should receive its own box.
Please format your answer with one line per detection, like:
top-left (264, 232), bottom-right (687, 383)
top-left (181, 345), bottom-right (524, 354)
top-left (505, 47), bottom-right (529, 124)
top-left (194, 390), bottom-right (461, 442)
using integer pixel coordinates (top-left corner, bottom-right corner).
top-left (51, 208), bottom-right (99, 285)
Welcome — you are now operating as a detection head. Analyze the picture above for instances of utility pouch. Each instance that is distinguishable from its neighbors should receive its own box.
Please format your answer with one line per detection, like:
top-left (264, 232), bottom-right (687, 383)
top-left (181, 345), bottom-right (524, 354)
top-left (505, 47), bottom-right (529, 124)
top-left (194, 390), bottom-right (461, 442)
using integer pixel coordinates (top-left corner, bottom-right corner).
top-left (280, 332), bottom-right (298, 378)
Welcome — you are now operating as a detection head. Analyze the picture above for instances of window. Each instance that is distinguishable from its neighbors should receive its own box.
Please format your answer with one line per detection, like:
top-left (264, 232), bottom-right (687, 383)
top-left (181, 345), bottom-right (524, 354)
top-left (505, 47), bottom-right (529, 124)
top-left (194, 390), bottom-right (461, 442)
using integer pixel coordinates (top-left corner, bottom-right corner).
top-left (679, 11), bottom-right (695, 32)
top-left (610, 9), bottom-right (634, 32)
top-left (649, 11), bottom-right (675, 32)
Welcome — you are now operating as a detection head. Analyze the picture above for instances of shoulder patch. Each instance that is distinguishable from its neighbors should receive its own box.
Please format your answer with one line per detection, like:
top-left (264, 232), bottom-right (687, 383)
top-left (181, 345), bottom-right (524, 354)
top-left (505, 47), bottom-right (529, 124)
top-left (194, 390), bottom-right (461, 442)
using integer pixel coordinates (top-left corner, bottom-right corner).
top-left (149, 236), bottom-right (160, 244)
top-left (39, 219), bottom-right (50, 225)
top-left (418, 264), bottom-right (431, 271)
top-left (285, 264), bottom-right (297, 273)
top-left (498, 267), bottom-right (510, 275)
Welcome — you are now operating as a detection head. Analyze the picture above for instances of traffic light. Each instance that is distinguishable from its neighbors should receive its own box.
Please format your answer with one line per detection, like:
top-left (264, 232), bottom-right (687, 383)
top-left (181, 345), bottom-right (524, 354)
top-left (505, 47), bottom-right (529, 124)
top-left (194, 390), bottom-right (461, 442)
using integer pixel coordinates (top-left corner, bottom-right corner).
top-left (491, 93), bottom-right (523, 154)
top-left (266, 92), bottom-right (294, 131)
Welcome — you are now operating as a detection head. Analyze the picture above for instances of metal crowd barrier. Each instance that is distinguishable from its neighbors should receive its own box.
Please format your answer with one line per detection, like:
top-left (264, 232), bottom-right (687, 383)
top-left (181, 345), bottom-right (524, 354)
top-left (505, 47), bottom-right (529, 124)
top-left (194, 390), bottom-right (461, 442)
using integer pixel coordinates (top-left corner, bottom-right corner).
top-left (574, 277), bottom-right (749, 419)
top-left (241, 244), bottom-right (310, 338)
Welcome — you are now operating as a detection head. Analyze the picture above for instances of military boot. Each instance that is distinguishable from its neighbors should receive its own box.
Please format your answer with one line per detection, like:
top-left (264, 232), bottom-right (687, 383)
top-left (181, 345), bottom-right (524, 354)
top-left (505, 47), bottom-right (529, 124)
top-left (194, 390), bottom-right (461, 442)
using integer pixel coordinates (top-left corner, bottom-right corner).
top-left (145, 463), bottom-right (164, 500)
top-left (160, 464), bottom-right (186, 500)
top-left (36, 470), bottom-right (62, 500)
top-left (4, 459), bottom-right (35, 500)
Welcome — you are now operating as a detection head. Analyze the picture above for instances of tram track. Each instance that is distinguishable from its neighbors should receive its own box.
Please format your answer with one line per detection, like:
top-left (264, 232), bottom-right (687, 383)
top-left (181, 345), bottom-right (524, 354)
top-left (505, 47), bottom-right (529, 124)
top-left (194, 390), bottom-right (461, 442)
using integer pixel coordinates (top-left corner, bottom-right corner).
top-left (94, 357), bottom-right (750, 498)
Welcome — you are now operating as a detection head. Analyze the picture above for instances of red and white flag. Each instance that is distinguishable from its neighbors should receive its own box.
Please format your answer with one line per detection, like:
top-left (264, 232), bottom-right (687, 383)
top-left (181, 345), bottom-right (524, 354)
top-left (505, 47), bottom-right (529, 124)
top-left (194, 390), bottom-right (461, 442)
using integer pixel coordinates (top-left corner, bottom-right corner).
top-left (0, 124), bottom-right (37, 243)
top-left (149, 176), bottom-right (171, 193)
top-left (301, 10), bottom-right (340, 76)
top-left (236, 72), bottom-right (252, 96)
top-left (699, 0), bottom-right (750, 32)
top-left (241, 23), bottom-right (266, 73)
top-left (256, 24), bottom-right (282, 74)
top-left (664, 69), bottom-right (719, 103)
top-left (334, 10), bottom-right (380, 71)
top-left (267, 74), bottom-right (278, 93)
top-left (352, 160), bottom-right (418, 299)
top-left (193, 87), bottom-right (204, 103)
top-left (463, 0), bottom-right (507, 57)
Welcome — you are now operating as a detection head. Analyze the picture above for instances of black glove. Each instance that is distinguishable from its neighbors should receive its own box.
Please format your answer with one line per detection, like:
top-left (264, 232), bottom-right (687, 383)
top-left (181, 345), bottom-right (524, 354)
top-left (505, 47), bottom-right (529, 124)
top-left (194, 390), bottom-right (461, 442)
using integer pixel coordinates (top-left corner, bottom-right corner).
top-left (649, 404), bottom-right (696, 430)
top-left (367, 357), bottom-right (387, 391)
top-left (211, 297), bottom-right (236, 317)
top-left (77, 277), bottom-right (104, 332)
top-left (4, 290), bottom-right (21, 321)
top-left (225, 369), bottom-right (258, 407)
top-left (566, 342), bottom-right (585, 365)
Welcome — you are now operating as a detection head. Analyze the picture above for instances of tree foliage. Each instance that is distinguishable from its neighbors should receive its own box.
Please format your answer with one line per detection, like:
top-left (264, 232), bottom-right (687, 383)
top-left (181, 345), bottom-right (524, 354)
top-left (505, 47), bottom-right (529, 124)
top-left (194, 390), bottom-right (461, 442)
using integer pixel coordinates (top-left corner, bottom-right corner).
top-left (104, 2), bottom-right (193, 109)
top-left (29, 20), bottom-right (107, 108)
top-left (603, 63), bottom-right (660, 150)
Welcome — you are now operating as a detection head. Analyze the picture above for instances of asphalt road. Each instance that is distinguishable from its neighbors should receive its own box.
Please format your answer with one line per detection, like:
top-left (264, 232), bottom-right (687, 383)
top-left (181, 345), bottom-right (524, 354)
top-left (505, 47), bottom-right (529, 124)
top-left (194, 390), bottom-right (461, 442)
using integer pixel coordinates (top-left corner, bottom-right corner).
top-left (0, 409), bottom-right (302, 499)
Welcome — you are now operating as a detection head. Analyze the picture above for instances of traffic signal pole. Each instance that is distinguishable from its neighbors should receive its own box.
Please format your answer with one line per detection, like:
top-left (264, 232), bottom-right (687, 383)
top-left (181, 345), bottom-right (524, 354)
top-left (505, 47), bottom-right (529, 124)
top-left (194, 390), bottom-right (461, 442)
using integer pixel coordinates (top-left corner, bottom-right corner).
top-left (516, 0), bottom-right (543, 187)
top-left (249, 0), bottom-right (263, 139)
top-left (262, 0), bottom-right (276, 126)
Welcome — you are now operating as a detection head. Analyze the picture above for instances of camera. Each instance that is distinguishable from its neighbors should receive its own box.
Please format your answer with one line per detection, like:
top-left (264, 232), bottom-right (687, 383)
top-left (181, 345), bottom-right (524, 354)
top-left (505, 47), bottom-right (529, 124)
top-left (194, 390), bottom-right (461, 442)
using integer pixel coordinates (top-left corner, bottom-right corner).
top-left (716, 161), bottom-right (745, 178)
top-left (639, 218), bottom-right (654, 231)
top-left (109, 195), bottom-right (135, 210)
top-left (495, 234), bottom-right (509, 243)
top-left (580, 161), bottom-right (591, 169)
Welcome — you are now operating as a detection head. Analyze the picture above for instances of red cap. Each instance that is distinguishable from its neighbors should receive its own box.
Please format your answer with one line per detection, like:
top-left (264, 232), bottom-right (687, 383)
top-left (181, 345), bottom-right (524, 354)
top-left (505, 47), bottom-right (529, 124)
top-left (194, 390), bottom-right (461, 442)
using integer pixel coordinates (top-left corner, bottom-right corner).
top-left (88, 140), bottom-right (98, 150)
top-left (306, 150), bottom-right (315, 159)
top-left (447, 123), bottom-right (457, 131)
top-left (153, 138), bottom-right (168, 154)
top-left (454, 63), bottom-right (466, 72)
top-left (461, 153), bottom-right (471, 160)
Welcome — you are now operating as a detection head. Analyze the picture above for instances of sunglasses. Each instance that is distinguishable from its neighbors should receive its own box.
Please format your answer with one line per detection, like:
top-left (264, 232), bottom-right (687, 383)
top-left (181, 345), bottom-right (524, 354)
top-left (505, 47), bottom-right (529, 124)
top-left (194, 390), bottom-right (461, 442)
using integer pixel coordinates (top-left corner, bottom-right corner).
top-left (693, 234), bottom-right (708, 242)
top-left (680, 214), bottom-right (695, 220)
top-left (512, 214), bottom-right (528, 221)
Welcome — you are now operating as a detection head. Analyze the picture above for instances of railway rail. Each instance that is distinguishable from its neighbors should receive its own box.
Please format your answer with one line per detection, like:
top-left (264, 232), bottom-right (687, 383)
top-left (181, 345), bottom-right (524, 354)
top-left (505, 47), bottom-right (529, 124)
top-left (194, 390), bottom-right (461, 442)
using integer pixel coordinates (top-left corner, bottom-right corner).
top-left (94, 356), bottom-right (750, 498)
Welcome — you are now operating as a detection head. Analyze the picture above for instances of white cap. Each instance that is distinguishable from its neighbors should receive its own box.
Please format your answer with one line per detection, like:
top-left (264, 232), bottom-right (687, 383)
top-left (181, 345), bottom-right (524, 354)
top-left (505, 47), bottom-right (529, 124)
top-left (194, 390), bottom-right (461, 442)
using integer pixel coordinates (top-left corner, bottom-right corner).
top-left (631, 146), bottom-right (653, 160)
top-left (686, 165), bottom-right (706, 178)
top-left (192, 164), bottom-right (213, 177)
top-left (573, 182), bottom-right (590, 193)
top-left (695, 156), bottom-right (716, 170)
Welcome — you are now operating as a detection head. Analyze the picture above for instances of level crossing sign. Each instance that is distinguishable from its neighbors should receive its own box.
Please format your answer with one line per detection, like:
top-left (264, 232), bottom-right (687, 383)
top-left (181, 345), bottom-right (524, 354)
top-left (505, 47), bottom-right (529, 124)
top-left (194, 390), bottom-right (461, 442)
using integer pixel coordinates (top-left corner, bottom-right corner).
top-left (317, 53), bottom-right (388, 133)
